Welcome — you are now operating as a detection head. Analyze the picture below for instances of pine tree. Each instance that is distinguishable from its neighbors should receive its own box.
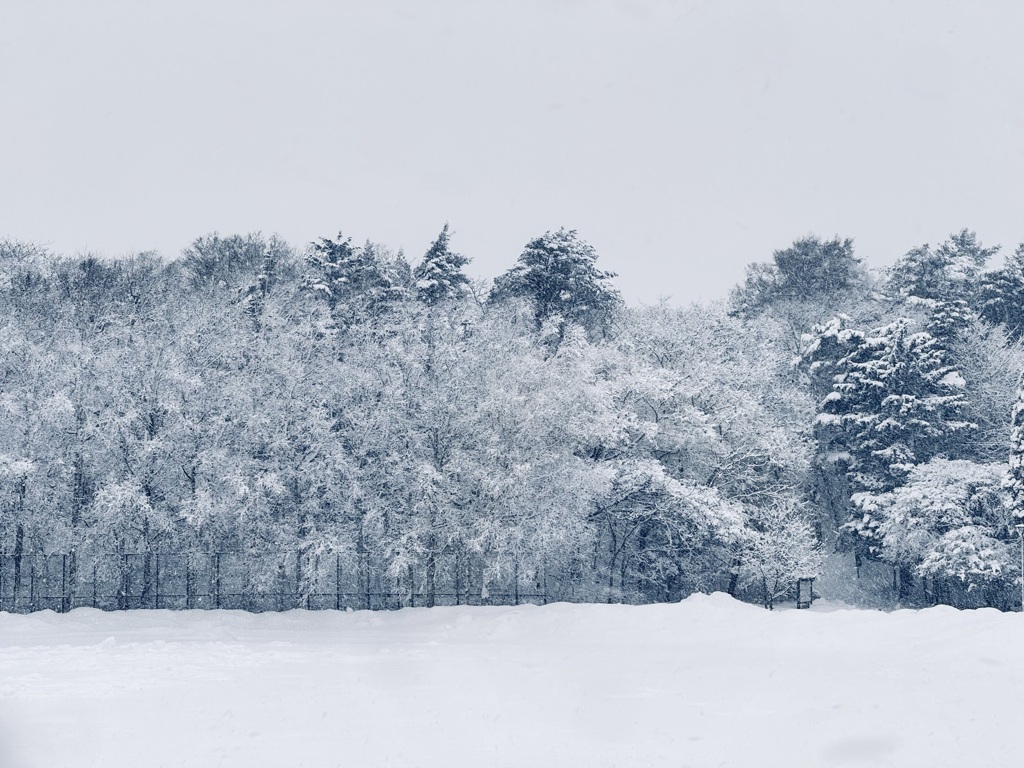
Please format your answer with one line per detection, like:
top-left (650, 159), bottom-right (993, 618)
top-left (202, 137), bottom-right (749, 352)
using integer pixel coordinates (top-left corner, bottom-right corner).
top-left (861, 458), bottom-right (1014, 606)
top-left (1009, 370), bottom-right (1024, 520)
top-left (804, 316), bottom-right (975, 543)
top-left (887, 229), bottom-right (997, 305)
top-left (413, 224), bottom-right (471, 305)
top-left (978, 243), bottom-right (1024, 341)
top-left (927, 300), bottom-right (975, 346)
top-left (490, 228), bottom-right (620, 337)
top-left (303, 232), bottom-right (410, 324)
top-left (925, 299), bottom-right (977, 379)
top-left (731, 235), bottom-right (865, 317)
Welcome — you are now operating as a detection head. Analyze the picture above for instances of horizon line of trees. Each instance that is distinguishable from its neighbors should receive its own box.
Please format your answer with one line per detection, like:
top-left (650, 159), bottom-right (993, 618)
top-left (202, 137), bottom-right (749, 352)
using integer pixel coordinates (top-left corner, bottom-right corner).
top-left (1, 225), bottom-right (1023, 612)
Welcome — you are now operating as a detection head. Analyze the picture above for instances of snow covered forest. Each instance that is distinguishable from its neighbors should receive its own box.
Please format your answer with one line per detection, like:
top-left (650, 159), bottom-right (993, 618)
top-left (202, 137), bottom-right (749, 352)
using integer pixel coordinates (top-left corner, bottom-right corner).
top-left (2, 226), bottom-right (1024, 613)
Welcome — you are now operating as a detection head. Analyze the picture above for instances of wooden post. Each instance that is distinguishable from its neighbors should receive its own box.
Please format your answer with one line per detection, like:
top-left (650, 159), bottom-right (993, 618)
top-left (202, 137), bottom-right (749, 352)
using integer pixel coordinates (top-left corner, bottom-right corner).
top-left (335, 553), bottom-right (341, 611)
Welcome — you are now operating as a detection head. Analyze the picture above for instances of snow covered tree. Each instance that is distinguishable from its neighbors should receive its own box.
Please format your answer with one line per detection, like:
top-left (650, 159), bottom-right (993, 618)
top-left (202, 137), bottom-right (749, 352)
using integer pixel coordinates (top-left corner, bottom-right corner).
top-left (803, 316), bottom-right (975, 545)
top-left (181, 232), bottom-right (291, 293)
top-left (614, 303), bottom-right (818, 598)
top-left (947, 320), bottom-right (1024, 464)
top-left (619, 302), bottom-right (814, 508)
top-left (926, 299), bottom-right (976, 350)
top-left (886, 229), bottom-right (997, 305)
top-left (303, 232), bottom-right (411, 326)
top-left (591, 460), bottom-right (746, 602)
top-left (731, 235), bottom-right (866, 315)
top-left (729, 235), bottom-right (875, 357)
top-left (740, 500), bottom-right (823, 610)
top-left (858, 459), bottom-right (1016, 607)
top-left (978, 243), bottom-right (1024, 341)
top-left (1009, 370), bottom-right (1024, 520)
top-left (490, 228), bottom-right (620, 339)
top-left (414, 224), bottom-right (471, 305)
top-left (13, 221), bottom-right (1024, 613)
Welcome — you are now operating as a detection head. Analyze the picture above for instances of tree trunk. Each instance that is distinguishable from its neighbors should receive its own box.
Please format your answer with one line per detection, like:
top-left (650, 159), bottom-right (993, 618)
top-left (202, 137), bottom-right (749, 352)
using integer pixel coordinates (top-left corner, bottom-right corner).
top-left (118, 540), bottom-right (129, 611)
top-left (606, 520), bottom-right (617, 603)
top-left (897, 563), bottom-right (914, 603)
top-left (619, 552), bottom-right (629, 603)
top-left (358, 516), bottom-right (371, 610)
top-left (292, 477), bottom-right (310, 606)
top-left (425, 508), bottom-right (438, 608)
top-left (727, 564), bottom-right (740, 598)
top-left (425, 551), bottom-right (437, 608)
top-left (67, 548), bottom-right (78, 613)
top-left (141, 518), bottom-right (153, 608)
top-left (12, 523), bottom-right (24, 611)
top-left (454, 546), bottom-right (462, 606)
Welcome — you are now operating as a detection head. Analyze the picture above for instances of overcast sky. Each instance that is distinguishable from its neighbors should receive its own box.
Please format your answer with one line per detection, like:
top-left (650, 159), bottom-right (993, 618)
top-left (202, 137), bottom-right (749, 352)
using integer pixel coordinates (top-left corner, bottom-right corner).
top-left (2, 1), bottom-right (1023, 304)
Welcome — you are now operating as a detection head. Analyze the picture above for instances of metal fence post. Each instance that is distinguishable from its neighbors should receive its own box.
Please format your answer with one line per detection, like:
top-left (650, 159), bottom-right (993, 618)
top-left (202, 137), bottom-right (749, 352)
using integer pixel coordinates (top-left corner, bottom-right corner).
top-left (364, 554), bottom-right (371, 611)
top-left (454, 551), bottom-right (461, 607)
top-left (214, 553), bottom-right (221, 610)
top-left (68, 548), bottom-right (78, 613)
top-left (61, 554), bottom-right (68, 613)
top-left (123, 553), bottom-right (130, 610)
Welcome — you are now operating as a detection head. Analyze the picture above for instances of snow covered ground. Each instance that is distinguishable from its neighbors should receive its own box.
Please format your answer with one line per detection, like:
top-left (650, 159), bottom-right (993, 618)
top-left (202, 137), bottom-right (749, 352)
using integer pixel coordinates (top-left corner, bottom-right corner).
top-left (1, 595), bottom-right (1022, 768)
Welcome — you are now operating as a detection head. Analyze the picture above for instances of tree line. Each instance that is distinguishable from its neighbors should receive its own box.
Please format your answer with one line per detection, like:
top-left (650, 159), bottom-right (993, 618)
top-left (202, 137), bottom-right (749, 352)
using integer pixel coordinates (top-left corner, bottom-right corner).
top-left (0, 225), bottom-right (1022, 611)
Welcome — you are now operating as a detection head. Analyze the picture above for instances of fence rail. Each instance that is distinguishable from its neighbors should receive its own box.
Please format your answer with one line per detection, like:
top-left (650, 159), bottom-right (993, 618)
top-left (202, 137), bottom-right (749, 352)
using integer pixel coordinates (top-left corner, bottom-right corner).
top-left (0, 552), bottom-right (554, 614)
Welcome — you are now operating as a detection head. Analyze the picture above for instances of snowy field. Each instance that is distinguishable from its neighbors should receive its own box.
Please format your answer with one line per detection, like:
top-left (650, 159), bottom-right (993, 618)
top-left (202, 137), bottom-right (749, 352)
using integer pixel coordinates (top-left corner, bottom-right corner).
top-left (1, 595), bottom-right (1022, 768)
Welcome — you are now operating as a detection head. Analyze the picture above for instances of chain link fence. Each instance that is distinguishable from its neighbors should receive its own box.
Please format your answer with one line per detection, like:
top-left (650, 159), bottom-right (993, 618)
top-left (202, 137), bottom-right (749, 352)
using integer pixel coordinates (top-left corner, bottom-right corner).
top-left (0, 552), bottom-right (553, 613)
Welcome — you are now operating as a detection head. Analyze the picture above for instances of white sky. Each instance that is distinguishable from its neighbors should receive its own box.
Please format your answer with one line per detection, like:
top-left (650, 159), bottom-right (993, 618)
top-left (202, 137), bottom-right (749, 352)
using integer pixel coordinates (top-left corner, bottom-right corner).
top-left (2, 1), bottom-right (1023, 304)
